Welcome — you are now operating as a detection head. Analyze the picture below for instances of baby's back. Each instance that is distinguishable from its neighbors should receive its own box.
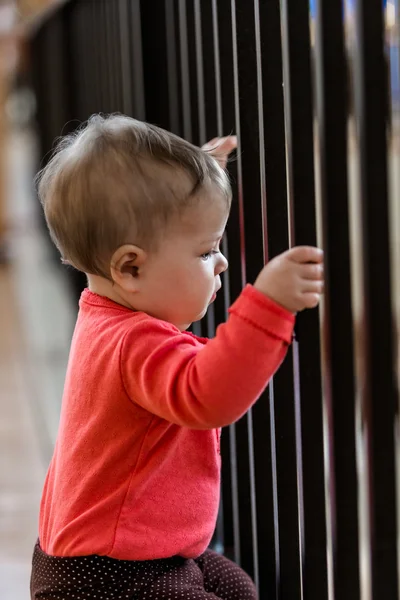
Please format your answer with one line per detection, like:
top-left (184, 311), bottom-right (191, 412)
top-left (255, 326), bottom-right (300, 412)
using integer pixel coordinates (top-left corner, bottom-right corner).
top-left (38, 290), bottom-right (221, 561)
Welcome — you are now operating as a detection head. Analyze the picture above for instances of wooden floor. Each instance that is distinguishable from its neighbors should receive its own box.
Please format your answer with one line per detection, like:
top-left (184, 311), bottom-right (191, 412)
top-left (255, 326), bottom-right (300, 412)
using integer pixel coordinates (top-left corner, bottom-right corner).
top-left (0, 129), bottom-right (76, 599)
top-left (0, 267), bottom-right (45, 599)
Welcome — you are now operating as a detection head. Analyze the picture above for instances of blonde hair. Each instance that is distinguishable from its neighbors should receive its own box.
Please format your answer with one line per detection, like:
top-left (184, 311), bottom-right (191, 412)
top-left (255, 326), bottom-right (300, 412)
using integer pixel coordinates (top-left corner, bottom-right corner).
top-left (37, 114), bottom-right (231, 278)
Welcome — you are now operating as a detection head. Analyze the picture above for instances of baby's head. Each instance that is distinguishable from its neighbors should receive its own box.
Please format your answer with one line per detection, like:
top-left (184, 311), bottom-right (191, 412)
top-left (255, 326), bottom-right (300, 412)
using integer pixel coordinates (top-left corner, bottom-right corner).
top-left (38, 114), bottom-right (231, 329)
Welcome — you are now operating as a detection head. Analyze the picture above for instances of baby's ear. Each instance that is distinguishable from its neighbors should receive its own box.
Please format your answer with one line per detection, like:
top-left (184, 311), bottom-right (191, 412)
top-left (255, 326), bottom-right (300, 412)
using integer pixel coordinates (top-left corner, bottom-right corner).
top-left (110, 244), bottom-right (147, 291)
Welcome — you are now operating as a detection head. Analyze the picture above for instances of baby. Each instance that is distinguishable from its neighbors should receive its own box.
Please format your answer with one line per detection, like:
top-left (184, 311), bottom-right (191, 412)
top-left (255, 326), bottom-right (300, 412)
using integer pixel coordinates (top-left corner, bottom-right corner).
top-left (30, 114), bottom-right (323, 600)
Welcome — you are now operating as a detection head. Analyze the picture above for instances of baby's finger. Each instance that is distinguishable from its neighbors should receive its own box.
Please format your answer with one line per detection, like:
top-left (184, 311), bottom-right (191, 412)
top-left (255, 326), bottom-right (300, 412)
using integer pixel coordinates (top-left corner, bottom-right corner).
top-left (287, 246), bottom-right (324, 265)
top-left (202, 137), bottom-right (220, 150)
top-left (302, 280), bottom-right (324, 295)
top-left (300, 263), bottom-right (324, 281)
top-left (216, 135), bottom-right (238, 154)
top-left (201, 137), bottom-right (221, 150)
top-left (202, 135), bottom-right (238, 154)
top-left (302, 292), bottom-right (322, 309)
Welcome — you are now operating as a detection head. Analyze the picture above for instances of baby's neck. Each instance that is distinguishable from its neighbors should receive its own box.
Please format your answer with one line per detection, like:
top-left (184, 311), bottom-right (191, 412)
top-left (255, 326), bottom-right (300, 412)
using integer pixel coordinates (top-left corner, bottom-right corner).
top-left (87, 275), bottom-right (133, 310)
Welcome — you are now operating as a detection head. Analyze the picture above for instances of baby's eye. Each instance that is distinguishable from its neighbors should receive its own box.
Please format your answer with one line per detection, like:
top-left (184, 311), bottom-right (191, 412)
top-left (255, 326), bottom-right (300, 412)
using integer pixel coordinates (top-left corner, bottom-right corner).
top-left (201, 250), bottom-right (219, 261)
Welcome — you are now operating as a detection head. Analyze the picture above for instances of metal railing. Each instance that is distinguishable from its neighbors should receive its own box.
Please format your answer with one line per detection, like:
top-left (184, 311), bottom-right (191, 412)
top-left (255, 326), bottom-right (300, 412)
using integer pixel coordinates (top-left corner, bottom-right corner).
top-left (29, 1), bottom-right (400, 599)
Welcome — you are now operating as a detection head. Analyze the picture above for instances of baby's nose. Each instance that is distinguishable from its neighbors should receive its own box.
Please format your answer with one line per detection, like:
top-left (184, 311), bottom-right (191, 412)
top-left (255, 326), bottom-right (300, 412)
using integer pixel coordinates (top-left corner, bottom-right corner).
top-left (216, 254), bottom-right (228, 274)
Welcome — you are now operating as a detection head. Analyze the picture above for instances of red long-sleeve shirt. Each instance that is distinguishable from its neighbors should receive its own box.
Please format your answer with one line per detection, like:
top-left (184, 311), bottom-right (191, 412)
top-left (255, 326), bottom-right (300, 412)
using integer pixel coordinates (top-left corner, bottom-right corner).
top-left (39, 284), bottom-right (294, 560)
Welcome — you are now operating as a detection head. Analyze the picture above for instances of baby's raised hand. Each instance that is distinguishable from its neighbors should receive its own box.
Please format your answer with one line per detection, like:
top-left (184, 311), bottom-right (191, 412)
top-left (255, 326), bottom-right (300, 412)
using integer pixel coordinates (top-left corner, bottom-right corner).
top-left (202, 136), bottom-right (237, 169)
top-left (254, 246), bottom-right (324, 313)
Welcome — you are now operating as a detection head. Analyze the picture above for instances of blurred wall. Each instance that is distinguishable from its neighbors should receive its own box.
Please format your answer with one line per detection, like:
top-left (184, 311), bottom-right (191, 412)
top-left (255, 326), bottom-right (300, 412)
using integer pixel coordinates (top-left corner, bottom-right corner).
top-left (0, 0), bottom-right (68, 259)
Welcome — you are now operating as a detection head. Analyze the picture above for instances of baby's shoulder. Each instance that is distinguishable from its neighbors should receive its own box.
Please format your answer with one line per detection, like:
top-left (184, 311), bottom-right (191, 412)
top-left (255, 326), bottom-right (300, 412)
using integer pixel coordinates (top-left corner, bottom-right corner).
top-left (120, 312), bottom-right (208, 350)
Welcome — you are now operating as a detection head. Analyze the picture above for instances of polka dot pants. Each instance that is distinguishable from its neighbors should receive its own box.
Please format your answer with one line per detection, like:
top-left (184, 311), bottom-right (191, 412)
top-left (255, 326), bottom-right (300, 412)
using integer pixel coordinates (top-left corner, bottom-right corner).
top-left (30, 541), bottom-right (257, 599)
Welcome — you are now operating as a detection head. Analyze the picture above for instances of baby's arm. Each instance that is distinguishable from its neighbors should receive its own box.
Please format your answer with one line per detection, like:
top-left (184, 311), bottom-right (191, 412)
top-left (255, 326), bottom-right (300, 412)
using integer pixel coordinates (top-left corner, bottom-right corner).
top-left (120, 246), bottom-right (323, 429)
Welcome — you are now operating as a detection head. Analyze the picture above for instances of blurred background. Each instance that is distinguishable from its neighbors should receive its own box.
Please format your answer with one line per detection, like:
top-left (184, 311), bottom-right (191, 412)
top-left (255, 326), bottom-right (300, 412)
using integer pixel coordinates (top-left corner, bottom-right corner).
top-left (0, 2), bottom-right (77, 599)
top-left (1, 1), bottom-right (400, 599)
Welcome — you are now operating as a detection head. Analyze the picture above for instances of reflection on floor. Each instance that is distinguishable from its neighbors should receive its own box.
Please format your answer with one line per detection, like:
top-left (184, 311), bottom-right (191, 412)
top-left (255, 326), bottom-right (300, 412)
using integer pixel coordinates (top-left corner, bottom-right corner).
top-left (0, 129), bottom-right (76, 599)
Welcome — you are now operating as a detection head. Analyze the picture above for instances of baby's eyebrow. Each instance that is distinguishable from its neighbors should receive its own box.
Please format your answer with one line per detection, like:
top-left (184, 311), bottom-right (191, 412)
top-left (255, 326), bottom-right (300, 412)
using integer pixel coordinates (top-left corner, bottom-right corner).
top-left (200, 235), bottom-right (223, 244)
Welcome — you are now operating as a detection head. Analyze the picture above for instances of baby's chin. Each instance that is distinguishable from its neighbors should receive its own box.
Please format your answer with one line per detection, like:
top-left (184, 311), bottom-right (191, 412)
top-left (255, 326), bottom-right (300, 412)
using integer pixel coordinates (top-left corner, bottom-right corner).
top-left (178, 306), bottom-right (209, 332)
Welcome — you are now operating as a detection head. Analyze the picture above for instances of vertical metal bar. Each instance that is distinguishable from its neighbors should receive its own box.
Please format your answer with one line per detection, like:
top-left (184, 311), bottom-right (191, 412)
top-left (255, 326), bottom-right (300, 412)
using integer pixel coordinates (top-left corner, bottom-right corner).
top-left (193, 0), bottom-right (216, 338)
top-left (197, 0), bottom-right (218, 145)
top-left (186, 5), bottom-right (200, 146)
top-left (210, 0), bottom-right (240, 564)
top-left (61, 7), bottom-right (81, 136)
top-left (216, 0), bottom-right (241, 315)
top-left (112, 0), bottom-right (124, 111)
top-left (140, 2), bottom-right (171, 127)
top-left (280, 0), bottom-right (296, 248)
top-left (102, 0), bottom-right (115, 113)
top-left (102, 0), bottom-right (112, 113)
top-left (350, 0), bottom-right (399, 598)
top-left (176, 1), bottom-right (201, 337)
top-left (210, 0), bottom-right (230, 331)
top-left (118, 0), bottom-right (134, 116)
top-left (73, 4), bottom-right (87, 119)
top-left (76, 3), bottom-right (91, 119)
top-left (73, 4), bottom-right (86, 116)
top-left (229, 424), bottom-right (241, 565)
top-left (256, 0), bottom-right (298, 596)
top-left (247, 411), bottom-right (259, 591)
top-left (176, 0), bottom-right (199, 334)
top-left (98, 0), bottom-right (110, 113)
top-left (343, 3), bottom-right (373, 594)
top-left (82, 1), bottom-right (98, 115)
top-left (131, 0), bottom-right (145, 120)
top-left (178, 0), bottom-right (192, 142)
top-left (197, 0), bottom-right (229, 552)
top-left (238, 0), bottom-right (260, 556)
top-left (268, 380), bottom-right (280, 596)
top-left (172, 0), bottom-right (184, 135)
top-left (210, 0), bottom-right (228, 328)
top-left (232, 0), bottom-right (303, 594)
top-left (232, 0), bottom-right (299, 590)
top-left (278, 15), bottom-right (307, 585)
top-left (111, 0), bottom-right (123, 112)
top-left (212, 0), bottom-right (223, 137)
top-left (248, 0), bottom-right (272, 594)
top-left (253, 0), bottom-right (268, 257)
top-left (313, 0), bottom-right (361, 599)
top-left (271, 349), bottom-right (302, 600)
top-left (280, 0), bottom-right (328, 598)
top-left (231, 0), bottom-right (257, 582)
top-left (105, 0), bottom-right (117, 112)
top-left (293, 344), bottom-right (305, 572)
top-left (165, 0), bottom-right (180, 134)
top-left (194, 0), bottom-right (207, 145)
top-left (386, 2), bottom-right (400, 598)
top-left (231, 0), bottom-right (246, 287)
top-left (89, 0), bottom-right (103, 113)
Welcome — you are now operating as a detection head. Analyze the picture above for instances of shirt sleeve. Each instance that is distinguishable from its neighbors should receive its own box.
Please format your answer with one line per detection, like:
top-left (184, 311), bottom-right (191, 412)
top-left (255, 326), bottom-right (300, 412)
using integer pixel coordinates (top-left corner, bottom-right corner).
top-left (120, 284), bottom-right (295, 429)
